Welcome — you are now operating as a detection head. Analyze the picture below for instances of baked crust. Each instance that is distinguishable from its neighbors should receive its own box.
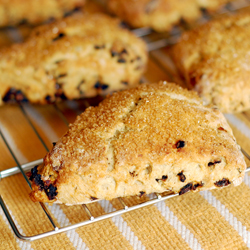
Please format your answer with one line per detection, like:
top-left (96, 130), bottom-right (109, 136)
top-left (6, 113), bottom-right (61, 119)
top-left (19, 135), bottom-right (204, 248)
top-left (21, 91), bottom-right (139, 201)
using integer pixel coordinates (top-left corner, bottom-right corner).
top-left (0, 13), bottom-right (148, 105)
top-left (107, 0), bottom-right (231, 32)
top-left (0, 0), bottom-right (108, 48)
top-left (172, 12), bottom-right (250, 113)
top-left (0, 0), bottom-right (85, 27)
top-left (29, 81), bottom-right (246, 205)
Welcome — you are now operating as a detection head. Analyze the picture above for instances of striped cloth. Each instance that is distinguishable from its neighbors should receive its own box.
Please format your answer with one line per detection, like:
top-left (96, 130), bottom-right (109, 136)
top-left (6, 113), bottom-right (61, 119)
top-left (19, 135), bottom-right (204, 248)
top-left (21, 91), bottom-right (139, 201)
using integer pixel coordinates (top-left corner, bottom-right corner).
top-left (1, 19), bottom-right (250, 249)
top-left (0, 76), bottom-right (250, 250)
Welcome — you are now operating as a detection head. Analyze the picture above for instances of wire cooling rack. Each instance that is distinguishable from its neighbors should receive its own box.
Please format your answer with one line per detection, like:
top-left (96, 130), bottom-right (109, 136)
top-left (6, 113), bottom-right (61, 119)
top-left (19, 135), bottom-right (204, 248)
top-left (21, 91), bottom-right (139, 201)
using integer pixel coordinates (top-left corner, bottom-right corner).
top-left (1, 0), bottom-right (250, 241)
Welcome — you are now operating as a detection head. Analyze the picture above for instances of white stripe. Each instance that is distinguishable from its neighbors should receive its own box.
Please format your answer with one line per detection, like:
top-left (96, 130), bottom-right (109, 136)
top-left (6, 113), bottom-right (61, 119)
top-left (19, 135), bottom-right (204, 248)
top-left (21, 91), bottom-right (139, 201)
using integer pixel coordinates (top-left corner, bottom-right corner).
top-left (154, 201), bottom-right (203, 250)
top-left (48, 204), bottom-right (89, 250)
top-left (244, 171), bottom-right (250, 186)
top-left (200, 191), bottom-right (250, 247)
top-left (99, 200), bottom-right (146, 250)
top-left (0, 205), bottom-right (34, 250)
top-left (224, 114), bottom-right (250, 139)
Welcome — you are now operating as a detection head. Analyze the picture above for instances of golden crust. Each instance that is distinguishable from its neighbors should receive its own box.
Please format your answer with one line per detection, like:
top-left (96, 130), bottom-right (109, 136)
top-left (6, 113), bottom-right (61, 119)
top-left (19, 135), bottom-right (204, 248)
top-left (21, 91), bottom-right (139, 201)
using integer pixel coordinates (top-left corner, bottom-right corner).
top-left (0, 0), bottom-right (85, 27)
top-left (29, 81), bottom-right (246, 205)
top-left (107, 0), bottom-right (231, 32)
top-left (172, 12), bottom-right (250, 113)
top-left (0, 13), bottom-right (148, 105)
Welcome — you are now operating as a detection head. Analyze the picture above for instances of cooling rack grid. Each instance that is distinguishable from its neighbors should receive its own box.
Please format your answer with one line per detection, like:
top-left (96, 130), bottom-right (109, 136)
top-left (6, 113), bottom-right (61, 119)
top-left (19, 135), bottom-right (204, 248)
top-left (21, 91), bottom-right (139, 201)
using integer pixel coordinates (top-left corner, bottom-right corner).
top-left (0, 0), bottom-right (250, 241)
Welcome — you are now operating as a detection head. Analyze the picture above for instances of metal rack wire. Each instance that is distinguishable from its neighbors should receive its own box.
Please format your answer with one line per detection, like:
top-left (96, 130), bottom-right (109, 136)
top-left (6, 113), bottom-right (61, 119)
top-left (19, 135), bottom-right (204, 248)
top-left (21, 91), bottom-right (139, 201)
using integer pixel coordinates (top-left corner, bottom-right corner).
top-left (1, 0), bottom-right (250, 241)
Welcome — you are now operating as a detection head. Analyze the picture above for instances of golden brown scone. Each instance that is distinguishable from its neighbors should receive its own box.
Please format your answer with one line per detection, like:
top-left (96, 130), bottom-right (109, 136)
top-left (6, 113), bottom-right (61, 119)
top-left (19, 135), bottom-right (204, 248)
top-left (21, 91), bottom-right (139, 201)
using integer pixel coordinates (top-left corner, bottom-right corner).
top-left (0, 0), bottom-right (85, 27)
top-left (0, 0), bottom-right (107, 48)
top-left (172, 12), bottom-right (250, 113)
top-left (28, 81), bottom-right (246, 205)
top-left (0, 13), bottom-right (148, 105)
top-left (107, 0), bottom-right (231, 32)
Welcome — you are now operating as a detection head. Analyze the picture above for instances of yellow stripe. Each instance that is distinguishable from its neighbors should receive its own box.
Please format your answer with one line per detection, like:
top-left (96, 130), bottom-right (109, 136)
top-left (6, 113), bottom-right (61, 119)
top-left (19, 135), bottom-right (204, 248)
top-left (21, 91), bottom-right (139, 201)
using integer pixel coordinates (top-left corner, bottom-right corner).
top-left (0, 106), bottom-right (48, 163)
top-left (111, 197), bottom-right (192, 249)
top-left (0, 215), bottom-right (21, 250)
top-left (60, 202), bottom-right (134, 250)
top-left (165, 192), bottom-right (248, 249)
top-left (211, 181), bottom-right (250, 231)
top-left (0, 175), bottom-right (76, 250)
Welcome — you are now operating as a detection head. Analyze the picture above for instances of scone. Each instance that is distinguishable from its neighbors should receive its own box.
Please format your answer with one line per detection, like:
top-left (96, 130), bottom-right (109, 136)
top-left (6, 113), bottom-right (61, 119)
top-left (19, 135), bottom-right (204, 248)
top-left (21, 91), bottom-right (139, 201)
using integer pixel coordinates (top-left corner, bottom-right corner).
top-left (28, 81), bottom-right (246, 205)
top-left (0, 13), bottom-right (148, 105)
top-left (0, 0), bottom-right (107, 49)
top-left (0, 0), bottom-right (85, 27)
top-left (172, 12), bottom-right (250, 113)
top-left (107, 0), bottom-right (231, 32)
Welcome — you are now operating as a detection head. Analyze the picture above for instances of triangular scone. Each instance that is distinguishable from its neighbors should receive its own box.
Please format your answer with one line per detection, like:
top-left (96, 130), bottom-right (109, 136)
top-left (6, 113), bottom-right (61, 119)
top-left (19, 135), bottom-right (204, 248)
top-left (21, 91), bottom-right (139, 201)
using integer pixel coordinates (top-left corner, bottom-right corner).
top-left (172, 12), bottom-right (250, 113)
top-left (29, 82), bottom-right (246, 205)
top-left (0, 0), bottom-right (85, 27)
top-left (107, 0), bottom-right (231, 32)
top-left (0, 13), bottom-right (147, 105)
